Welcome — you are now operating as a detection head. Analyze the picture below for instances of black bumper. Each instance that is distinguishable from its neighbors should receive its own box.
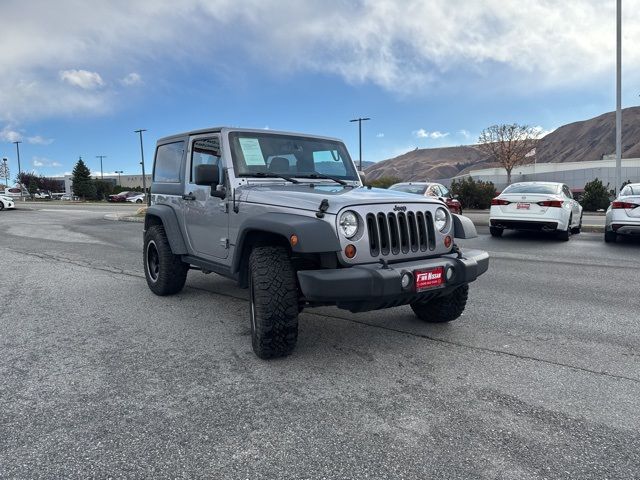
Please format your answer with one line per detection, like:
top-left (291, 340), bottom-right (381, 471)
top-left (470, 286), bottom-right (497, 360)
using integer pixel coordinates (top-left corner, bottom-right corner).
top-left (490, 219), bottom-right (558, 231)
top-left (297, 249), bottom-right (489, 312)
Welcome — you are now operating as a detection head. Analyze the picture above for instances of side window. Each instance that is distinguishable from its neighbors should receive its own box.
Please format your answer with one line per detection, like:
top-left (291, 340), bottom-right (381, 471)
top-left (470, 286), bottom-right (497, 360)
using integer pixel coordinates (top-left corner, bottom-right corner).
top-left (153, 141), bottom-right (184, 183)
top-left (563, 185), bottom-right (573, 199)
top-left (191, 137), bottom-right (221, 183)
top-left (312, 150), bottom-right (347, 177)
top-left (439, 185), bottom-right (450, 198)
top-left (426, 185), bottom-right (439, 197)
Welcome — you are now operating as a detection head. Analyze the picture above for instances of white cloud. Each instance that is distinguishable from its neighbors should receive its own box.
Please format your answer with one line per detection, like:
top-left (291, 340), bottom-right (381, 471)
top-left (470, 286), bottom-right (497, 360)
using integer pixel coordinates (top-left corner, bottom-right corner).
top-left (32, 156), bottom-right (62, 168)
top-left (376, 133), bottom-right (384, 138)
top-left (60, 69), bottom-right (105, 90)
top-left (458, 129), bottom-right (472, 139)
top-left (413, 129), bottom-right (449, 139)
top-left (1, 0), bottom-right (639, 122)
top-left (121, 72), bottom-right (142, 86)
top-left (532, 125), bottom-right (555, 138)
top-left (27, 135), bottom-right (54, 145)
top-left (0, 126), bottom-right (22, 142)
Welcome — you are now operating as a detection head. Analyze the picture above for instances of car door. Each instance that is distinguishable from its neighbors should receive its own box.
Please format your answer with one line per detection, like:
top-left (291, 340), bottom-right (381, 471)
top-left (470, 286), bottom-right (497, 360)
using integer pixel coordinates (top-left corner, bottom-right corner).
top-left (181, 134), bottom-right (230, 260)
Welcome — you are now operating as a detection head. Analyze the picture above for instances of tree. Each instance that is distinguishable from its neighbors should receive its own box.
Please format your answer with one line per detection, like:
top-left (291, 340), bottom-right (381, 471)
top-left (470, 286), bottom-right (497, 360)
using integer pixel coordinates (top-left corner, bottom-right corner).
top-left (582, 178), bottom-right (610, 211)
top-left (94, 179), bottom-right (115, 200)
top-left (477, 124), bottom-right (540, 185)
top-left (451, 177), bottom-right (497, 210)
top-left (71, 158), bottom-right (97, 199)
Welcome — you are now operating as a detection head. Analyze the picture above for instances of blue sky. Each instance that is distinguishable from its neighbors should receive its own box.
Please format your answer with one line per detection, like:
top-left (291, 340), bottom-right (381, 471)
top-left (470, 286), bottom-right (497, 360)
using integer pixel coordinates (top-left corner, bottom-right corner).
top-left (1, 0), bottom-right (639, 180)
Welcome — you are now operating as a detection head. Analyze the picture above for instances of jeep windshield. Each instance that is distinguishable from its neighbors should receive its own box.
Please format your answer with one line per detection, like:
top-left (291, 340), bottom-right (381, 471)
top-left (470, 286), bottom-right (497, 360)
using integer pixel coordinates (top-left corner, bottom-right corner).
top-left (229, 132), bottom-right (359, 183)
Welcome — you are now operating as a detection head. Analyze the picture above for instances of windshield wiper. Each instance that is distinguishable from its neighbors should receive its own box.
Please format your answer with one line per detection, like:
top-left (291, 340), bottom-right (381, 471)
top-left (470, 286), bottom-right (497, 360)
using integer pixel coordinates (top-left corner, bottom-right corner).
top-left (244, 172), bottom-right (300, 184)
top-left (297, 173), bottom-right (349, 186)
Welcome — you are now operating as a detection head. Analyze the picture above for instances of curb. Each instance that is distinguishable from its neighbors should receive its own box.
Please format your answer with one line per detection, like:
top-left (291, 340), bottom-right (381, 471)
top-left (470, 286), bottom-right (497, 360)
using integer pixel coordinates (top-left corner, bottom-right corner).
top-left (103, 213), bottom-right (144, 223)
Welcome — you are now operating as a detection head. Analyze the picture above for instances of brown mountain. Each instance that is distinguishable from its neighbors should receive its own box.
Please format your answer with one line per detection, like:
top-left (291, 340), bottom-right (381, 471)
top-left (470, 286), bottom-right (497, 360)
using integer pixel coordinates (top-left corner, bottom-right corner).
top-left (365, 106), bottom-right (640, 182)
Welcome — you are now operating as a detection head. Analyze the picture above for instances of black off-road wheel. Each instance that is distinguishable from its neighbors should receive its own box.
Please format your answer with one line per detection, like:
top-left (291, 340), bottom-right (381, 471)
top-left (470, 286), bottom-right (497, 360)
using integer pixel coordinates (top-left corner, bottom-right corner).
top-left (144, 225), bottom-right (189, 296)
top-left (489, 226), bottom-right (503, 237)
top-left (604, 230), bottom-right (617, 243)
top-left (248, 246), bottom-right (299, 359)
top-left (410, 285), bottom-right (469, 323)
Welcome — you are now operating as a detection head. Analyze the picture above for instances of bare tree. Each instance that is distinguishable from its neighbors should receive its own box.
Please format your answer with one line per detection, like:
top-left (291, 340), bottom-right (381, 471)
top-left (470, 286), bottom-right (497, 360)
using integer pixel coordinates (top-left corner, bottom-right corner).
top-left (477, 124), bottom-right (540, 185)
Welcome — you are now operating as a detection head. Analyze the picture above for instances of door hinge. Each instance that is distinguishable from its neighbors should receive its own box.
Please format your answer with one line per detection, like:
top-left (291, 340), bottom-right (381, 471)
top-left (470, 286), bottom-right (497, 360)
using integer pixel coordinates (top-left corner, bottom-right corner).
top-left (220, 238), bottom-right (230, 249)
top-left (220, 202), bottom-right (229, 213)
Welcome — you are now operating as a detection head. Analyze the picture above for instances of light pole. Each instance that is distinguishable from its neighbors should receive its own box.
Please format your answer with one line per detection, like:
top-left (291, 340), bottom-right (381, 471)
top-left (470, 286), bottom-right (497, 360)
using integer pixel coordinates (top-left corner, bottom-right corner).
top-left (115, 170), bottom-right (123, 187)
top-left (13, 141), bottom-right (22, 197)
top-left (615, 0), bottom-right (622, 195)
top-left (349, 117), bottom-right (370, 171)
top-left (96, 155), bottom-right (106, 179)
top-left (135, 129), bottom-right (147, 194)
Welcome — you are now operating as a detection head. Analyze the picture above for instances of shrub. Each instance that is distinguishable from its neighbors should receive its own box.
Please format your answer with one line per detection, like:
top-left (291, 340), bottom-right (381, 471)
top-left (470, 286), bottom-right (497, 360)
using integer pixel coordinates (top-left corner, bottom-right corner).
top-left (451, 177), bottom-right (496, 209)
top-left (582, 178), bottom-right (611, 211)
top-left (367, 176), bottom-right (402, 189)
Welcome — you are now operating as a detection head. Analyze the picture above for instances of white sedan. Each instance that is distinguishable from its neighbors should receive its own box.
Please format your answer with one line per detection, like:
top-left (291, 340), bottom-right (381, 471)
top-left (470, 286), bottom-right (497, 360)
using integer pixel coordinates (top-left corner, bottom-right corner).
top-left (605, 183), bottom-right (640, 243)
top-left (489, 182), bottom-right (583, 241)
top-left (0, 195), bottom-right (16, 211)
top-left (126, 193), bottom-right (146, 204)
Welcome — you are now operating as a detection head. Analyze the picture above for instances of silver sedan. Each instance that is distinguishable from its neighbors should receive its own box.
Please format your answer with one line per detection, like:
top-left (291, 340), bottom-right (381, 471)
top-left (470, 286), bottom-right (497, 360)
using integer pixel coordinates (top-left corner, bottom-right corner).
top-left (605, 183), bottom-right (640, 243)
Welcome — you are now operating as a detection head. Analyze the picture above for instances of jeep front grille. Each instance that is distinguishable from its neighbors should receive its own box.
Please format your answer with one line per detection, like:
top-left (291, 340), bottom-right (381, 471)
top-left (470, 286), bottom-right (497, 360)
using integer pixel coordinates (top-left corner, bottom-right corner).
top-left (366, 210), bottom-right (435, 257)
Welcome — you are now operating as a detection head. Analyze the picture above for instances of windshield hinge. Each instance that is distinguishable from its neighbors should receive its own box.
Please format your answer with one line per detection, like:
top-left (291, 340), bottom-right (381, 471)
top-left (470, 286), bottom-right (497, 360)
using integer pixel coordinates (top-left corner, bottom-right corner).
top-left (315, 198), bottom-right (329, 218)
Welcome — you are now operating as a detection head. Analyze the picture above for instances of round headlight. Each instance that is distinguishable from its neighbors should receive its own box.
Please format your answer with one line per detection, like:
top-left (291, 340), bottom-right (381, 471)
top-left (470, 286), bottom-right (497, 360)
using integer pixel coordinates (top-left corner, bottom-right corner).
top-left (339, 210), bottom-right (359, 238)
top-left (434, 207), bottom-right (449, 232)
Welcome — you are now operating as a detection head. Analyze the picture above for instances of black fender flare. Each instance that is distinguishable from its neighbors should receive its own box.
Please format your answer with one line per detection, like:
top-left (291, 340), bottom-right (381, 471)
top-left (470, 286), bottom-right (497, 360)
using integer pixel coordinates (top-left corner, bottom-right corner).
top-left (144, 205), bottom-right (188, 254)
top-left (232, 213), bottom-right (340, 274)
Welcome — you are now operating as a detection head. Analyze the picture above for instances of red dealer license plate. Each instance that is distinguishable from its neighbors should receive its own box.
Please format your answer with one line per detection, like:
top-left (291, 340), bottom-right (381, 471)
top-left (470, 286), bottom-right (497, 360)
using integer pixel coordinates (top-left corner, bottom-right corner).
top-left (414, 267), bottom-right (444, 292)
top-left (517, 202), bottom-right (531, 210)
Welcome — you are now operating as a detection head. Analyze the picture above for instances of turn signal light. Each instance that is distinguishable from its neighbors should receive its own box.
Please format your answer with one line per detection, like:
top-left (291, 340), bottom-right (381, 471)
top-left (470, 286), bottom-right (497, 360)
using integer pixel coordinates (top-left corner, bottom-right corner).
top-left (491, 198), bottom-right (510, 206)
top-left (345, 244), bottom-right (357, 258)
top-left (290, 234), bottom-right (299, 246)
top-left (537, 200), bottom-right (564, 208)
top-left (444, 235), bottom-right (452, 248)
top-left (612, 201), bottom-right (638, 209)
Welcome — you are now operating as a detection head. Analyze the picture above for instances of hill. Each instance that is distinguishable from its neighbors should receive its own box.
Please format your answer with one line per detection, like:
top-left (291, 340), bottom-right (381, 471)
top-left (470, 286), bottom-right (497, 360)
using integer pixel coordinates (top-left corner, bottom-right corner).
top-left (365, 107), bottom-right (640, 182)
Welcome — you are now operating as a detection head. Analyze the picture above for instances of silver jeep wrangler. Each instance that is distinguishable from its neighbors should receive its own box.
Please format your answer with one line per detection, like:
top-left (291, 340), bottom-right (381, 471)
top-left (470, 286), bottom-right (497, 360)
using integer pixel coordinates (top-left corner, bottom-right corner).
top-left (143, 128), bottom-right (489, 358)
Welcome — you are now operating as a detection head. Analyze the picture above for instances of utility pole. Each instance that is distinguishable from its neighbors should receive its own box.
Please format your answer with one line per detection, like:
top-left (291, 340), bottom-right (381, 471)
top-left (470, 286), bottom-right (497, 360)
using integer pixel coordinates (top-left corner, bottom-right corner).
top-left (115, 170), bottom-right (123, 187)
top-left (349, 117), bottom-right (370, 171)
top-left (96, 155), bottom-right (106, 179)
top-left (615, 0), bottom-right (622, 195)
top-left (135, 129), bottom-right (147, 194)
top-left (13, 141), bottom-right (22, 198)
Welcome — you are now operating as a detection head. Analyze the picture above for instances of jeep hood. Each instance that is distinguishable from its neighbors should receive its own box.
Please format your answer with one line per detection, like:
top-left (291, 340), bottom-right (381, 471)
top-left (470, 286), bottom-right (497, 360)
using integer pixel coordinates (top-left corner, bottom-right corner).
top-left (240, 184), bottom-right (442, 214)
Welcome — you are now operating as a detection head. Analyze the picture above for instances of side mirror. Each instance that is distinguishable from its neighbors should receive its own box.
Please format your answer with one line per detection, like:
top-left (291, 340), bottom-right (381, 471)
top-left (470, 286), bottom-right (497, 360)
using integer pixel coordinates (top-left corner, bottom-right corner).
top-left (194, 164), bottom-right (226, 198)
top-left (453, 194), bottom-right (459, 200)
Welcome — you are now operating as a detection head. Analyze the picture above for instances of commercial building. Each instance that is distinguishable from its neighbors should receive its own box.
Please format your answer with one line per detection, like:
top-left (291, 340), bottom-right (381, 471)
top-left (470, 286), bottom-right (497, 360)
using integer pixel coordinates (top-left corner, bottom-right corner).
top-left (447, 157), bottom-right (640, 192)
top-left (49, 174), bottom-right (152, 194)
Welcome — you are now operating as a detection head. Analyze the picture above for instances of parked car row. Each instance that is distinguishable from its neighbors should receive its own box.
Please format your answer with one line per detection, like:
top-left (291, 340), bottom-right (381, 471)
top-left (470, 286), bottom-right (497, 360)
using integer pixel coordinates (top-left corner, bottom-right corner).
top-left (388, 182), bottom-right (463, 214)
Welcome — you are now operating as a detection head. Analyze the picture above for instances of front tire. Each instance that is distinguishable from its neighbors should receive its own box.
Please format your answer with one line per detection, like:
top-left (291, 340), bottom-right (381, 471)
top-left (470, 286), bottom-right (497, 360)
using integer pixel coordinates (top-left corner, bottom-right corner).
top-left (248, 246), bottom-right (299, 359)
top-left (411, 285), bottom-right (469, 323)
top-left (144, 225), bottom-right (189, 295)
top-left (604, 230), bottom-right (617, 243)
top-left (489, 226), bottom-right (503, 237)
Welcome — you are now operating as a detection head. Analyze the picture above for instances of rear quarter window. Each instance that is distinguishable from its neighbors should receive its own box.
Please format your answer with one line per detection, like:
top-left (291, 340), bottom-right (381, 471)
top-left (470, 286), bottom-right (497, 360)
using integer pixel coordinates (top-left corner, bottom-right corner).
top-left (153, 141), bottom-right (185, 183)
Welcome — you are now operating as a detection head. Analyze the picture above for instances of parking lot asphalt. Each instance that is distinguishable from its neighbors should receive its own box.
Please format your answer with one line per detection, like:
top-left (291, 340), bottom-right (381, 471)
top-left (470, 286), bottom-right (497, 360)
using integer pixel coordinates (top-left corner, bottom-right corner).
top-left (1, 204), bottom-right (639, 479)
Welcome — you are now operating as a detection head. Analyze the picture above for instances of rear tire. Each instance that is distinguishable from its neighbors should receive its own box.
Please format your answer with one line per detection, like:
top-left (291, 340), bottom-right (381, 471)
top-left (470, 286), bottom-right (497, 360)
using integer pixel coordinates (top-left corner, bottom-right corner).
top-left (489, 226), bottom-right (503, 237)
top-left (411, 285), bottom-right (469, 323)
top-left (604, 230), bottom-right (617, 243)
top-left (249, 246), bottom-right (299, 359)
top-left (557, 217), bottom-right (571, 241)
top-left (144, 225), bottom-right (189, 295)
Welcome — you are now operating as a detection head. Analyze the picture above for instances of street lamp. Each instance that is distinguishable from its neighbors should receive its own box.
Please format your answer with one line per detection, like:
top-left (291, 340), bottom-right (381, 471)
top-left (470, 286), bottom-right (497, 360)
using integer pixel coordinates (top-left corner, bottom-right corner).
top-left (134, 129), bottom-right (147, 194)
top-left (115, 170), bottom-right (123, 187)
top-left (349, 117), bottom-right (370, 171)
top-left (13, 141), bottom-right (22, 198)
top-left (96, 155), bottom-right (106, 179)
top-left (615, 0), bottom-right (622, 195)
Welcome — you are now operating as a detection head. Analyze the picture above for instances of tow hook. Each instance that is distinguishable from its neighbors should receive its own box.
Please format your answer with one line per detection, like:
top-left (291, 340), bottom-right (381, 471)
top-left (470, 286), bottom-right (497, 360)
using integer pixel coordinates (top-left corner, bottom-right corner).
top-left (452, 243), bottom-right (463, 259)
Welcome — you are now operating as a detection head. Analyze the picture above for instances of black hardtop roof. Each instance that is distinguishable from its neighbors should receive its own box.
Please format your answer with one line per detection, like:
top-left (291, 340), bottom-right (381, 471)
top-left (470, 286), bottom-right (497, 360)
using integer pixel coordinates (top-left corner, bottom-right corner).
top-left (156, 127), bottom-right (342, 145)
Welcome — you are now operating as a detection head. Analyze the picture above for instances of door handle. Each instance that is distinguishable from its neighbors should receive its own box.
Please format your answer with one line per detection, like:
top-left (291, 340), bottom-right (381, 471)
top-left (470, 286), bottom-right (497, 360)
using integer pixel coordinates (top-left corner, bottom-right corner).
top-left (182, 193), bottom-right (196, 201)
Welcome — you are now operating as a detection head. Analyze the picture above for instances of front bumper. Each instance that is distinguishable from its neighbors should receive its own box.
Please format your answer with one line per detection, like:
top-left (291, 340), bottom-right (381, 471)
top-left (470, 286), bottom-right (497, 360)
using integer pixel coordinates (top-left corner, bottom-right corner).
top-left (297, 248), bottom-right (489, 312)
